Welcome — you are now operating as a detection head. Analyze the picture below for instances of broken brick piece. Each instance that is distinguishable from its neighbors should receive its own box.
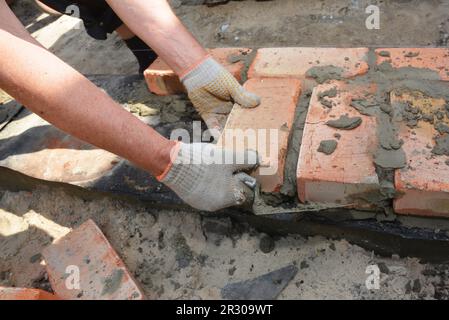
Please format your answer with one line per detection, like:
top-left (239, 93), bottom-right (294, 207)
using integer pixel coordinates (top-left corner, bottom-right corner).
top-left (248, 48), bottom-right (369, 88)
top-left (42, 219), bottom-right (145, 300)
top-left (375, 48), bottom-right (449, 81)
top-left (392, 90), bottom-right (449, 217)
top-left (218, 78), bottom-right (301, 193)
top-left (297, 81), bottom-right (379, 207)
top-left (144, 48), bottom-right (252, 95)
top-left (0, 287), bottom-right (57, 300)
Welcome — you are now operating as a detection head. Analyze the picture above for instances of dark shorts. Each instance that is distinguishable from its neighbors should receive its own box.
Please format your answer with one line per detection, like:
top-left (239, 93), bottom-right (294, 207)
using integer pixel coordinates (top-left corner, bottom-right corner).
top-left (39, 0), bottom-right (123, 40)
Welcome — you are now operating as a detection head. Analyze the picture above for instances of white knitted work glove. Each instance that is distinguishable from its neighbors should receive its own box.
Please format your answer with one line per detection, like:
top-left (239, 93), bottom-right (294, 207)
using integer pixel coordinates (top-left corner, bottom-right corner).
top-left (158, 142), bottom-right (259, 212)
top-left (181, 57), bottom-right (261, 131)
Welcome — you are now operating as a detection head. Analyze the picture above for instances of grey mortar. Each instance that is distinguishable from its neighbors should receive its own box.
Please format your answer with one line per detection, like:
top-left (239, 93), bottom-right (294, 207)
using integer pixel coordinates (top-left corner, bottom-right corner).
top-left (326, 115), bottom-right (362, 130)
top-left (317, 139), bottom-right (338, 155)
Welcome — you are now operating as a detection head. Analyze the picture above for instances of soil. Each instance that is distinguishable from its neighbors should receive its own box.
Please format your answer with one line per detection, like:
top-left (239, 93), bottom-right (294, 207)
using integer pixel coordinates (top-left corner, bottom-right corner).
top-left (2, 0), bottom-right (449, 300)
top-left (1, 186), bottom-right (448, 300)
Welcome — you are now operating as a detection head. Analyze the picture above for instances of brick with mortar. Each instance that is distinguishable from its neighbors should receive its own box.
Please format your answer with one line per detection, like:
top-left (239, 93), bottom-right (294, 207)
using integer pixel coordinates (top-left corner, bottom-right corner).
top-left (248, 47), bottom-right (369, 88)
top-left (218, 77), bottom-right (301, 193)
top-left (375, 48), bottom-right (449, 81)
top-left (297, 80), bottom-right (379, 207)
top-left (392, 89), bottom-right (449, 217)
top-left (42, 219), bottom-right (145, 300)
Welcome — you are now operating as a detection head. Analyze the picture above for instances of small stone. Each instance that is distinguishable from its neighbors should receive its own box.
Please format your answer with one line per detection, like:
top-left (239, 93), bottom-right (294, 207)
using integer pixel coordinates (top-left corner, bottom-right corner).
top-left (259, 235), bottom-right (275, 254)
top-left (129, 103), bottom-right (159, 117)
top-left (29, 253), bottom-right (42, 264)
top-left (300, 260), bottom-right (309, 269)
top-left (412, 279), bottom-right (422, 293)
top-left (405, 280), bottom-right (412, 294)
top-left (377, 262), bottom-right (390, 274)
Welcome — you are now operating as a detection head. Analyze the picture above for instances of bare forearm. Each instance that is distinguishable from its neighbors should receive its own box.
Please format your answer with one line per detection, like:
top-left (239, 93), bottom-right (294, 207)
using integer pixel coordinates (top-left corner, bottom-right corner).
top-left (0, 1), bottom-right (174, 176)
top-left (105, 0), bottom-right (207, 76)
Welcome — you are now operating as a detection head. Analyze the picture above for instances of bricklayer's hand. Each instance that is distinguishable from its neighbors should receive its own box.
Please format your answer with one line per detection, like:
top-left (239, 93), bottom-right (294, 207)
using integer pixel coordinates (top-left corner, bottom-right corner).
top-left (181, 57), bottom-right (261, 131)
top-left (158, 142), bottom-right (259, 212)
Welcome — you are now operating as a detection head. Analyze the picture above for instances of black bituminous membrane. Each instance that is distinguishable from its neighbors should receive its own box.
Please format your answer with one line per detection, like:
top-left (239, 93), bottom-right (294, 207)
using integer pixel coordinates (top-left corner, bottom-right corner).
top-left (268, 48), bottom-right (449, 215)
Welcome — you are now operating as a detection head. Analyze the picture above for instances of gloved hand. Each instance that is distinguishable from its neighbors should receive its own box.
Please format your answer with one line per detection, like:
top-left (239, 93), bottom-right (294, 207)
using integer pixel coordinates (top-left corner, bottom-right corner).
top-left (181, 57), bottom-right (261, 131)
top-left (158, 142), bottom-right (259, 212)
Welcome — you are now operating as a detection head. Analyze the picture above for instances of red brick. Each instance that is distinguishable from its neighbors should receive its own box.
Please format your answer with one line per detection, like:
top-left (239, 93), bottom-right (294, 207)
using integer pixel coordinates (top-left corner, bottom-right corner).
top-left (0, 287), bottom-right (57, 300)
top-left (297, 80), bottom-right (379, 206)
top-left (218, 78), bottom-right (301, 193)
top-left (42, 219), bottom-right (145, 300)
top-left (392, 90), bottom-right (449, 217)
top-left (144, 48), bottom-right (252, 95)
top-left (376, 48), bottom-right (449, 80)
top-left (248, 48), bottom-right (369, 87)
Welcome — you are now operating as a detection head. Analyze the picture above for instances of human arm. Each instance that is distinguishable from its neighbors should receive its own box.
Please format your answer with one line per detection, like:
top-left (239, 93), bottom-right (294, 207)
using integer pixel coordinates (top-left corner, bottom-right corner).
top-left (0, 0), bottom-right (174, 177)
top-left (105, 0), bottom-right (261, 130)
top-left (0, 0), bottom-right (257, 211)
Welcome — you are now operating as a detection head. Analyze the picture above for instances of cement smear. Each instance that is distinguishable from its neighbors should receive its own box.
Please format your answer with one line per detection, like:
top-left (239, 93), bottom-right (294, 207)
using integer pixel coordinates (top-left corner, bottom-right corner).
top-left (432, 134), bottom-right (449, 156)
top-left (101, 269), bottom-right (124, 296)
top-left (318, 87), bottom-right (338, 99)
top-left (317, 140), bottom-right (338, 155)
top-left (279, 89), bottom-right (312, 198)
top-left (306, 66), bottom-right (344, 84)
top-left (350, 98), bottom-right (377, 116)
top-left (227, 49), bottom-right (258, 84)
top-left (326, 115), bottom-right (362, 130)
top-left (317, 87), bottom-right (338, 108)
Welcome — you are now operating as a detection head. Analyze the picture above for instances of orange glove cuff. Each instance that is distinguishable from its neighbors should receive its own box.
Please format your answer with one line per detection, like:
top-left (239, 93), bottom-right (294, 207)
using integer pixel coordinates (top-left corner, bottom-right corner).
top-left (156, 141), bottom-right (182, 181)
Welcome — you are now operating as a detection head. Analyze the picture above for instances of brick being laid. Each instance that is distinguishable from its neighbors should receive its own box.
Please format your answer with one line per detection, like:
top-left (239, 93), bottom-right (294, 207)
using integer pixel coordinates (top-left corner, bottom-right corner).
top-left (218, 77), bottom-right (301, 193)
top-left (144, 48), bottom-right (252, 95)
top-left (248, 47), bottom-right (369, 87)
top-left (296, 80), bottom-right (380, 207)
